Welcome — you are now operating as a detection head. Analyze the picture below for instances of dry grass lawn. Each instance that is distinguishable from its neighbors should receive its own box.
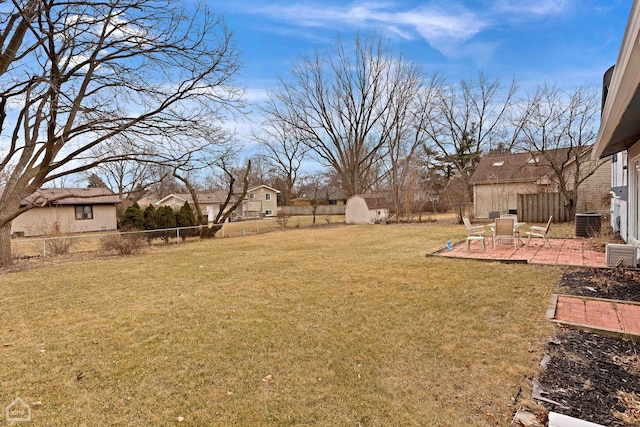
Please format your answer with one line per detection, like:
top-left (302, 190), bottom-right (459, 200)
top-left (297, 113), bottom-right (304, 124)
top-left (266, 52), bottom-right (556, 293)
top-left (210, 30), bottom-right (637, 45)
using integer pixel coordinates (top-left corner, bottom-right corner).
top-left (0, 220), bottom-right (560, 426)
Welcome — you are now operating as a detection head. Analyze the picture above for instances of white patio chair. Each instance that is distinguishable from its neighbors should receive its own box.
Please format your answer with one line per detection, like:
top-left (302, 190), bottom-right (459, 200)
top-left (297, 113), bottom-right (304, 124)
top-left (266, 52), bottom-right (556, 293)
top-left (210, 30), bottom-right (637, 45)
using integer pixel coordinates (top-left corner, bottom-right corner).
top-left (462, 216), bottom-right (486, 236)
top-left (525, 216), bottom-right (553, 247)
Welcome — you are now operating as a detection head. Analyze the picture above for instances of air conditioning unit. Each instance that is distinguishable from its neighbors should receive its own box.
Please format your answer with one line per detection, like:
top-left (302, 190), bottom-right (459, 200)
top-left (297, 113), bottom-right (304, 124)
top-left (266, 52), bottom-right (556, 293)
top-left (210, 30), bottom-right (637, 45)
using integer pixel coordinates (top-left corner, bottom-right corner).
top-left (605, 243), bottom-right (638, 268)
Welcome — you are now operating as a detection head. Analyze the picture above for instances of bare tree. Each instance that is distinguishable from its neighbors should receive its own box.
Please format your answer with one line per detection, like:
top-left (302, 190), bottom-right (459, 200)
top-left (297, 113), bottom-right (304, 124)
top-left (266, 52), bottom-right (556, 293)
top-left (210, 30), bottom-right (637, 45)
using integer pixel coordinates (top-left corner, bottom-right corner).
top-left (89, 142), bottom-right (159, 200)
top-left (253, 120), bottom-right (308, 205)
top-left (517, 84), bottom-right (605, 218)
top-left (297, 172), bottom-right (328, 225)
top-left (421, 73), bottom-right (521, 221)
top-left (382, 75), bottom-right (441, 221)
top-left (0, 0), bottom-right (244, 265)
top-left (263, 34), bottom-right (423, 197)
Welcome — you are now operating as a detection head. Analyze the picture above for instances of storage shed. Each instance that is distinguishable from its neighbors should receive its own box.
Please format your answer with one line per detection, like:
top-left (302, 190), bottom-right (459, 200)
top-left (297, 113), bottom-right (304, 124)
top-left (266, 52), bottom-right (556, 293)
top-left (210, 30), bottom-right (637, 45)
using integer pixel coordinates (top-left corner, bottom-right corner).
top-left (345, 194), bottom-right (389, 224)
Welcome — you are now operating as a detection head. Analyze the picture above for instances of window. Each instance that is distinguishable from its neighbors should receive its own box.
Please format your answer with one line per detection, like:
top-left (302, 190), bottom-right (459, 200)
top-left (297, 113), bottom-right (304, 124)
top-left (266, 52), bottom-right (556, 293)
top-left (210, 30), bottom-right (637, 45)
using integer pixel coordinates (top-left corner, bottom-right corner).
top-left (265, 193), bottom-right (271, 201)
top-left (249, 193), bottom-right (255, 199)
top-left (265, 210), bottom-right (273, 216)
top-left (75, 205), bottom-right (93, 220)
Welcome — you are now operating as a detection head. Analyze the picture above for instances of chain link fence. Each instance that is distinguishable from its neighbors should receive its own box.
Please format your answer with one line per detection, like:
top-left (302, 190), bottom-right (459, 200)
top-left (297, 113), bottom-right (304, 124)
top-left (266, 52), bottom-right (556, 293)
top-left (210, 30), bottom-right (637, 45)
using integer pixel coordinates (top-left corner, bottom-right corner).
top-left (11, 216), bottom-right (346, 259)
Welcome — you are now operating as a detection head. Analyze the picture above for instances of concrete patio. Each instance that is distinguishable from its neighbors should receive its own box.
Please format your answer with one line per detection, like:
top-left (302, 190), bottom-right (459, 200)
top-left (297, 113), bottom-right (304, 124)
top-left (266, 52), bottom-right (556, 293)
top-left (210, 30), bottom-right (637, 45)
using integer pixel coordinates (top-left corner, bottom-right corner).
top-left (430, 237), bottom-right (606, 268)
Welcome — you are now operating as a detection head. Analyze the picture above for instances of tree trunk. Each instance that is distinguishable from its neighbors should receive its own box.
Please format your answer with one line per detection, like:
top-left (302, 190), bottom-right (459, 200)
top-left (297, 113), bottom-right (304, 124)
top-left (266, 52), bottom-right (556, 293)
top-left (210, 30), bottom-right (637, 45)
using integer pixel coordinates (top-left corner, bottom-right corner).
top-left (0, 222), bottom-right (12, 267)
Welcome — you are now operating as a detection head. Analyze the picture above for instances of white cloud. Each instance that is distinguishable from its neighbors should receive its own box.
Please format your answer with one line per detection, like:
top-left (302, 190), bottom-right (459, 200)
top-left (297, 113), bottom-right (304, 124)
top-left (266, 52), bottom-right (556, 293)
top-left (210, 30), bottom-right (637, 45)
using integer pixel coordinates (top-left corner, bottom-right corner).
top-left (251, 1), bottom-right (487, 57)
top-left (493, 0), bottom-right (571, 17)
top-left (231, 0), bottom-right (575, 64)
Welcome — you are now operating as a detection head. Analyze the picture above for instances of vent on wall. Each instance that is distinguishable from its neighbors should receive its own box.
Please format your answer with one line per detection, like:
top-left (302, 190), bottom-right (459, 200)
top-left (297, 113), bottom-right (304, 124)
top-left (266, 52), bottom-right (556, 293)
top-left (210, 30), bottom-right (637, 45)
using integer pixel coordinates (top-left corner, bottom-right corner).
top-left (605, 243), bottom-right (638, 268)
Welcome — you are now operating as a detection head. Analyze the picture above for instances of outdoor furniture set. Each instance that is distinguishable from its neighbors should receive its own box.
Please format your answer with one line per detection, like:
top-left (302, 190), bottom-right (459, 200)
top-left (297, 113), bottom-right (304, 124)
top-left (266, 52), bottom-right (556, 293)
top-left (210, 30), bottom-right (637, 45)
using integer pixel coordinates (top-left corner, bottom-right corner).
top-left (462, 215), bottom-right (552, 252)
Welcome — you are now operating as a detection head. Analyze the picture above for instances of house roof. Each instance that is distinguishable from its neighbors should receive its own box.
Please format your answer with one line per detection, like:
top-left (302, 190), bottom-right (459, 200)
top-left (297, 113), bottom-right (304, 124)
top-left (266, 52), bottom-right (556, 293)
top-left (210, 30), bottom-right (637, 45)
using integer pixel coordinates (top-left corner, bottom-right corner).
top-left (469, 147), bottom-right (590, 185)
top-left (0, 187), bottom-right (121, 206)
top-left (156, 191), bottom-right (231, 205)
top-left (248, 185), bottom-right (280, 194)
top-left (353, 193), bottom-right (389, 209)
top-left (593, 1), bottom-right (640, 158)
top-left (327, 188), bottom-right (348, 200)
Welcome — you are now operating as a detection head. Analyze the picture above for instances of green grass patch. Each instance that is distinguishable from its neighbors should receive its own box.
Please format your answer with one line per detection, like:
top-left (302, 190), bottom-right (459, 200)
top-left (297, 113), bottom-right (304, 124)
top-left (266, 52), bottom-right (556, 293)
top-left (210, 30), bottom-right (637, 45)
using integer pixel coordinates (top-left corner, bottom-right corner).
top-left (0, 221), bottom-right (559, 425)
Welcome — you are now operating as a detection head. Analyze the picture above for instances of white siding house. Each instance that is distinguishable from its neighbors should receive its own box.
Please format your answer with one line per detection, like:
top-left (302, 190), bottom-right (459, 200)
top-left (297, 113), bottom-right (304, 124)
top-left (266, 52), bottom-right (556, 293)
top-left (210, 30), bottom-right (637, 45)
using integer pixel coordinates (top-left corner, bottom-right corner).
top-left (156, 185), bottom-right (280, 222)
top-left (593, 0), bottom-right (640, 244)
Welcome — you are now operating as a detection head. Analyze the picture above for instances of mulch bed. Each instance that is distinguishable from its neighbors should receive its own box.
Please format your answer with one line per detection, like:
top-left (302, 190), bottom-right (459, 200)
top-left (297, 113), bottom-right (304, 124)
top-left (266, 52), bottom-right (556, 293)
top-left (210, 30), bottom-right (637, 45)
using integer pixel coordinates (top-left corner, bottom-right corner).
top-left (535, 268), bottom-right (640, 426)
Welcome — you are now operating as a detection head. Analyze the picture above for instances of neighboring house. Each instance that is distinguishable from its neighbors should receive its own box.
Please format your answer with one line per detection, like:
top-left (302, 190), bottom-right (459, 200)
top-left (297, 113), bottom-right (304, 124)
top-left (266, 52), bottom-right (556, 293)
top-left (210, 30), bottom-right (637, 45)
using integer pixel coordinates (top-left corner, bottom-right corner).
top-left (156, 185), bottom-right (280, 222)
top-left (6, 188), bottom-right (121, 237)
top-left (156, 191), bottom-right (231, 223)
top-left (327, 189), bottom-right (348, 205)
top-left (238, 185), bottom-right (280, 218)
top-left (135, 193), bottom-right (159, 209)
top-left (290, 188), bottom-right (347, 207)
top-left (592, 0), bottom-right (640, 244)
top-left (345, 194), bottom-right (389, 224)
top-left (469, 148), bottom-right (610, 219)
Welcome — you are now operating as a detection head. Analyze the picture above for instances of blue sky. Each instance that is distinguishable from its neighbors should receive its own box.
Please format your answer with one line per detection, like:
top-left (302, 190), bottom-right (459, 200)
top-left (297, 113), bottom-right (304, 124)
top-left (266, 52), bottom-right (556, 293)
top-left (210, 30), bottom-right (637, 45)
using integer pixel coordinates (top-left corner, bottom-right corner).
top-left (217, 0), bottom-right (631, 108)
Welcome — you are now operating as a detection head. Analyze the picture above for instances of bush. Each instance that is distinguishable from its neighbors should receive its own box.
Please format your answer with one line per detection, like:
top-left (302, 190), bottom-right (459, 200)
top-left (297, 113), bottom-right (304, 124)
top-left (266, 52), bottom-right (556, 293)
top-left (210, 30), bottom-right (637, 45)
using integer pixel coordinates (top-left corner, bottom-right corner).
top-left (120, 203), bottom-right (144, 229)
top-left (154, 206), bottom-right (177, 243)
top-left (100, 233), bottom-right (145, 255)
top-left (45, 236), bottom-right (75, 255)
top-left (175, 201), bottom-right (198, 241)
top-left (143, 205), bottom-right (158, 230)
top-left (41, 221), bottom-right (75, 255)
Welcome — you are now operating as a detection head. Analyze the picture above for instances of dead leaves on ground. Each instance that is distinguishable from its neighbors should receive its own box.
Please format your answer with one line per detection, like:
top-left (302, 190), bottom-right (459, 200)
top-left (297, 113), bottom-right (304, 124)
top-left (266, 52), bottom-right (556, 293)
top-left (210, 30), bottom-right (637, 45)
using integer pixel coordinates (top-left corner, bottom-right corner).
top-left (612, 391), bottom-right (640, 426)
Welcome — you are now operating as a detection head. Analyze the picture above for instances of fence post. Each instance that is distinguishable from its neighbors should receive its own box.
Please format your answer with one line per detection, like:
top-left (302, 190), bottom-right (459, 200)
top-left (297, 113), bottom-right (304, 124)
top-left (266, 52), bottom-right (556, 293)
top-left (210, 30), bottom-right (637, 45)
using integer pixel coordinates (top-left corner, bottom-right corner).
top-left (176, 227), bottom-right (180, 244)
top-left (43, 239), bottom-right (46, 257)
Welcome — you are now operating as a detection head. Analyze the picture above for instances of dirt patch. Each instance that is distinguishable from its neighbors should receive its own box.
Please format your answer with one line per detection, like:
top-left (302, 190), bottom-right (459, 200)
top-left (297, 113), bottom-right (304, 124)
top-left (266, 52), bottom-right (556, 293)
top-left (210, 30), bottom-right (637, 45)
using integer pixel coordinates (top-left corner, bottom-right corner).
top-left (534, 268), bottom-right (640, 426)
top-left (557, 268), bottom-right (640, 302)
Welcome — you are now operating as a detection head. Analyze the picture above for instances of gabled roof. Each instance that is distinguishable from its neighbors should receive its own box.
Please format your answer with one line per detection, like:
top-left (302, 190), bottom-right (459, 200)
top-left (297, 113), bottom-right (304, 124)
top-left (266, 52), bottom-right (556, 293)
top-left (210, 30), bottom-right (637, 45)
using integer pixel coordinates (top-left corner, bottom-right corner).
top-left (248, 185), bottom-right (280, 194)
top-left (156, 192), bottom-right (231, 205)
top-left (353, 193), bottom-right (388, 209)
top-left (0, 187), bottom-right (121, 206)
top-left (469, 146), bottom-right (591, 185)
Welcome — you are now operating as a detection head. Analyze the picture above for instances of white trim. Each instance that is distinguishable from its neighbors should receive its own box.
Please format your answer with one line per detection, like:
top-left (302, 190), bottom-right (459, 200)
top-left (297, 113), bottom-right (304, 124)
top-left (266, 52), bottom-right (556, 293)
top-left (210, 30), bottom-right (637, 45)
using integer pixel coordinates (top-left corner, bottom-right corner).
top-left (155, 194), bottom-right (187, 205)
top-left (248, 185), bottom-right (281, 194)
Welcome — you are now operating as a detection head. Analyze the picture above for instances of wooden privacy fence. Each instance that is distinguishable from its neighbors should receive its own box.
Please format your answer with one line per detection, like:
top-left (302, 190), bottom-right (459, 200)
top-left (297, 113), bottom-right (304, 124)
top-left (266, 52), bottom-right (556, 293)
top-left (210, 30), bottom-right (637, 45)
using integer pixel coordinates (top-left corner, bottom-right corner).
top-left (280, 205), bottom-right (346, 216)
top-left (517, 192), bottom-right (572, 223)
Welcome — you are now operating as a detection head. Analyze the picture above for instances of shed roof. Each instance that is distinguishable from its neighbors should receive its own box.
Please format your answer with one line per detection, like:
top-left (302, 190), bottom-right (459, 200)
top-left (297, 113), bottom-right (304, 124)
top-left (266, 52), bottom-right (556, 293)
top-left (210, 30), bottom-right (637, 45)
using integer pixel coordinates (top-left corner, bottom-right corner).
top-left (353, 193), bottom-right (389, 209)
